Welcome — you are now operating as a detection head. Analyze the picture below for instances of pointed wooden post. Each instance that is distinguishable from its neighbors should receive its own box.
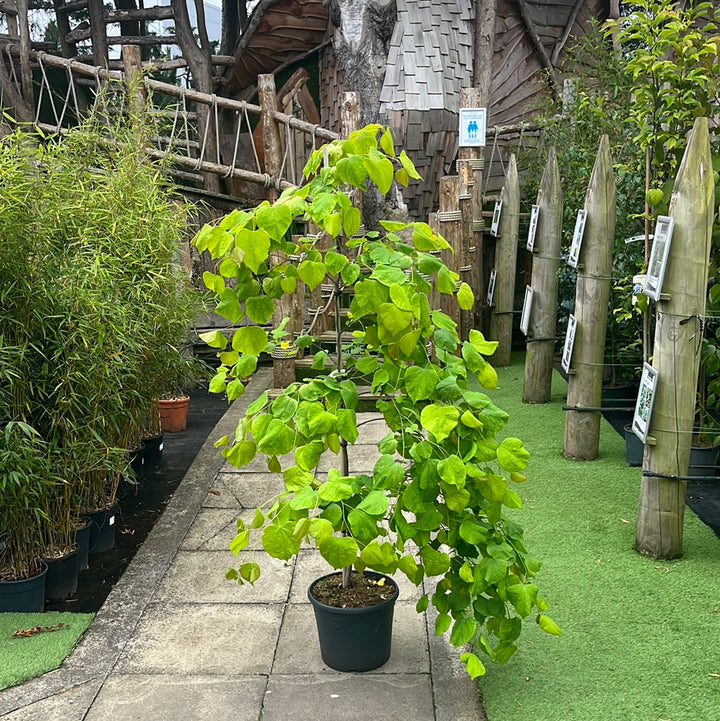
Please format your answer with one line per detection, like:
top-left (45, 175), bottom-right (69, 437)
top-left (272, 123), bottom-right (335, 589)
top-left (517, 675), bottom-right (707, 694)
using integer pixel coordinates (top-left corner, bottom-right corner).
top-left (489, 155), bottom-right (520, 366)
top-left (636, 118), bottom-right (715, 559)
top-left (563, 136), bottom-right (616, 459)
top-left (523, 147), bottom-right (563, 401)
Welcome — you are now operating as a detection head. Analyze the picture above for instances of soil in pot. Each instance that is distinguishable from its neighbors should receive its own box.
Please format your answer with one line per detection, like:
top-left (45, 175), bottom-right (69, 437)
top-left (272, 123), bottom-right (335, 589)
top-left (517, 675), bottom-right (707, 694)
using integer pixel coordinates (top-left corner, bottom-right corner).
top-left (308, 571), bottom-right (399, 672)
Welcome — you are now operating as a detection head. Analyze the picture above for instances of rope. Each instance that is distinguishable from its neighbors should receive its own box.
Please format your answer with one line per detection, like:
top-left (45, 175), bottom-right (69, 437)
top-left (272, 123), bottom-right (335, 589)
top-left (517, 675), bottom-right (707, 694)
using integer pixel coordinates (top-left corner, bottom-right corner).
top-left (437, 210), bottom-right (462, 222)
top-left (484, 126), bottom-right (503, 196)
top-left (223, 105), bottom-right (243, 179)
top-left (246, 104), bottom-right (262, 173)
top-left (180, 88), bottom-right (191, 159)
top-left (66, 62), bottom-right (80, 119)
top-left (213, 93), bottom-right (221, 165)
top-left (194, 96), bottom-right (213, 170)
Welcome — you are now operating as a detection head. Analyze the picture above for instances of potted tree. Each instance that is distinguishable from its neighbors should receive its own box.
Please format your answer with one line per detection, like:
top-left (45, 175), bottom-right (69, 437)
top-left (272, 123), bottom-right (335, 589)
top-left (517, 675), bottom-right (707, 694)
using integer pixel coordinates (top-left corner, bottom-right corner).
top-left (194, 125), bottom-right (560, 676)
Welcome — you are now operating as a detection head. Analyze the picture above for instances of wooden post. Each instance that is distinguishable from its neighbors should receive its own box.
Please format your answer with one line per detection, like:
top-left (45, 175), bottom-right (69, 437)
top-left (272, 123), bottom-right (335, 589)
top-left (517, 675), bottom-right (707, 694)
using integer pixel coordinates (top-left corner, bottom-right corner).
top-left (259, 74), bottom-right (295, 387)
top-left (122, 45), bottom-right (146, 117)
top-left (87, 0), bottom-right (109, 68)
top-left (563, 135), bottom-right (616, 459)
top-left (438, 176), bottom-right (462, 332)
top-left (636, 118), bottom-right (714, 559)
top-left (258, 74), bottom-right (283, 203)
top-left (489, 154), bottom-right (520, 367)
top-left (523, 147), bottom-right (562, 401)
top-left (428, 212), bottom-right (442, 316)
top-left (459, 87), bottom-right (484, 338)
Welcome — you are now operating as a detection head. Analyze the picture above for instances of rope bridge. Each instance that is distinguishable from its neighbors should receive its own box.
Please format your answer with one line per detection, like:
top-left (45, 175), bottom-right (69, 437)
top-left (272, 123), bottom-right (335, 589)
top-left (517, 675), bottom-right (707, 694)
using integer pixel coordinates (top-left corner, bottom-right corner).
top-left (9, 49), bottom-right (340, 194)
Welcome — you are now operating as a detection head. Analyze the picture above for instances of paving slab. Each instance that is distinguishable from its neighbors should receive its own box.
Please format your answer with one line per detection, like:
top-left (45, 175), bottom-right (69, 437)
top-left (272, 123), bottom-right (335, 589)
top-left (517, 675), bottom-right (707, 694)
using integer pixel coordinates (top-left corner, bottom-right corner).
top-left (0, 678), bottom-right (103, 721)
top-left (85, 674), bottom-right (267, 721)
top-left (261, 673), bottom-right (435, 721)
top-left (152, 550), bottom-right (293, 604)
top-left (115, 601), bottom-right (283, 675)
top-left (203, 472), bottom-right (286, 509)
top-left (180, 507), bottom-right (249, 550)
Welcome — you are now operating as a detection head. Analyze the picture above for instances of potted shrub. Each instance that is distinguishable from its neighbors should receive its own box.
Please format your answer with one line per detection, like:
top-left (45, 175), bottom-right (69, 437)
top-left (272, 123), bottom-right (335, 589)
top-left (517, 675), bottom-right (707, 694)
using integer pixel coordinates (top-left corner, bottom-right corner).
top-left (195, 125), bottom-right (560, 677)
top-left (0, 422), bottom-right (57, 611)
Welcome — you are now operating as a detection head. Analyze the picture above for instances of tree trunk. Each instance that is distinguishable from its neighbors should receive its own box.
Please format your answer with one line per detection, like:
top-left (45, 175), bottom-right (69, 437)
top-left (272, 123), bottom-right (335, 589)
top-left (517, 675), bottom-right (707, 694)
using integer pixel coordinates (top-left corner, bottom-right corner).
top-left (325, 0), bottom-right (399, 229)
top-left (635, 118), bottom-right (714, 560)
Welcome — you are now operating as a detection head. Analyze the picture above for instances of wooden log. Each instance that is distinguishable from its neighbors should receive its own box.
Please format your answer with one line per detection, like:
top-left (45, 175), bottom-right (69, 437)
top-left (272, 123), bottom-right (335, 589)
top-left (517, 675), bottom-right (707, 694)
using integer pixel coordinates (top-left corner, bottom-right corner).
top-left (438, 176), bottom-right (462, 332)
top-left (523, 146), bottom-right (562, 401)
top-left (489, 154), bottom-right (520, 367)
top-left (121, 45), bottom-right (145, 116)
top-left (563, 135), bottom-right (616, 459)
top-left (87, 0), bottom-right (108, 66)
top-left (258, 73), bottom-right (283, 203)
top-left (636, 118), bottom-right (714, 560)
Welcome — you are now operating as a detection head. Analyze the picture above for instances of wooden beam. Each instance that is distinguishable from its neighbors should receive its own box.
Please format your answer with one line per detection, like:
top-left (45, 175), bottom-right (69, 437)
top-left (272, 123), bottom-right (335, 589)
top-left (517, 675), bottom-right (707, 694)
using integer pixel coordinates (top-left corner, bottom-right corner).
top-left (513, 0), bottom-right (562, 101)
top-left (551, 0), bottom-right (586, 65)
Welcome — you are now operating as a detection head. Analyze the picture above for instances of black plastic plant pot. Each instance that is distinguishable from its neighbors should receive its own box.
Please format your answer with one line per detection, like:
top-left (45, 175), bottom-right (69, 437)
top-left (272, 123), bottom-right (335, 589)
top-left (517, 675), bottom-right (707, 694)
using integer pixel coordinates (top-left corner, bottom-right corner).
top-left (74, 517), bottom-right (92, 571)
top-left (142, 433), bottom-right (164, 472)
top-left (307, 571), bottom-right (399, 672)
top-left (87, 502), bottom-right (119, 554)
top-left (44, 548), bottom-right (79, 602)
top-left (0, 562), bottom-right (47, 612)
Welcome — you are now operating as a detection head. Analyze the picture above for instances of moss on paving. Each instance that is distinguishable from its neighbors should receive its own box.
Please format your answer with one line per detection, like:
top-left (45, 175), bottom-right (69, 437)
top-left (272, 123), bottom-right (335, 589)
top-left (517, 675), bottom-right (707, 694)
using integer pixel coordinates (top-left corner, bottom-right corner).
top-left (480, 357), bottom-right (720, 720)
top-left (0, 612), bottom-right (93, 690)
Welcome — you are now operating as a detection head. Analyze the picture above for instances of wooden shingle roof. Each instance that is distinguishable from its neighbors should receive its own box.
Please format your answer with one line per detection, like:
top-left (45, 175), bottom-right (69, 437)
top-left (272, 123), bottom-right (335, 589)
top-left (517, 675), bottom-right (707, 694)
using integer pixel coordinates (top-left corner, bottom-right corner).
top-left (379, 0), bottom-right (474, 115)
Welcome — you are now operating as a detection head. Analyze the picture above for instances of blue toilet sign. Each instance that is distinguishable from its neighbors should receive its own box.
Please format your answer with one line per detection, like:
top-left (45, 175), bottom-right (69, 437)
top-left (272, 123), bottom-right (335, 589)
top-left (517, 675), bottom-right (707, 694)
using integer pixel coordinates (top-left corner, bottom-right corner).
top-left (459, 108), bottom-right (487, 147)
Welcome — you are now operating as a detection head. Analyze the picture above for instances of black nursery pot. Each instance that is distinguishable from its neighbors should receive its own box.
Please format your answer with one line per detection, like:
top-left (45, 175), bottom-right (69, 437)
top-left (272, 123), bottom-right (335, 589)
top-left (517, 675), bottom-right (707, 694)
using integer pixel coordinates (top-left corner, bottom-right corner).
top-left (0, 562), bottom-right (47, 613)
top-left (44, 547), bottom-right (79, 602)
top-left (86, 503), bottom-right (118, 554)
top-left (142, 433), bottom-right (164, 473)
top-left (307, 571), bottom-right (399, 672)
top-left (74, 517), bottom-right (92, 571)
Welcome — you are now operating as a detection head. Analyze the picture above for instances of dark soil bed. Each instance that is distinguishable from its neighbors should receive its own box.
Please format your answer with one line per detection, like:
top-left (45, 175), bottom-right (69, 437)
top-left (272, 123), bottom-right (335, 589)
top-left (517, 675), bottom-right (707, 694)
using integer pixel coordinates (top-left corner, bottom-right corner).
top-left (310, 572), bottom-right (397, 608)
top-left (45, 386), bottom-right (228, 614)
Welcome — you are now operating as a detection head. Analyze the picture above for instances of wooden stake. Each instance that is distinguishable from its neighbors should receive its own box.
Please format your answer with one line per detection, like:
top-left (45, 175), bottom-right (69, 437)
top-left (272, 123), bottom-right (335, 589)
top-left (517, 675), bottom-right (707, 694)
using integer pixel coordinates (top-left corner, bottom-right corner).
top-left (438, 176), bottom-right (462, 332)
top-left (523, 147), bottom-right (562, 401)
top-left (636, 118), bottom-right (714, 559)
top-left (563, 135), bottom-right (616, 459)
top-left (489, 154), bottom-right (520, 367)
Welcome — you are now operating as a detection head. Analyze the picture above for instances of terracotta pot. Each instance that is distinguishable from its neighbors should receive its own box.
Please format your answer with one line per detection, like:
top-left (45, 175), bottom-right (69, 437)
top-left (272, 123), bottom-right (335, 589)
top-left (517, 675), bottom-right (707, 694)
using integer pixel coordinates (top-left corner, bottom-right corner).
top-left (158, 395), bottom-right (190, 433)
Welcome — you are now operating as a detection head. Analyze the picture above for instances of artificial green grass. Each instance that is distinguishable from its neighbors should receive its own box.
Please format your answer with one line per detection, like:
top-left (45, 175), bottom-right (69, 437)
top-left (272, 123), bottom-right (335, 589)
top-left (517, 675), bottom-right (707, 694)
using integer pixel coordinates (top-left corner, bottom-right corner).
top-left (480, 357), bottom-right (720, 720)
top-left (0, 612), bottom-right (93, 690)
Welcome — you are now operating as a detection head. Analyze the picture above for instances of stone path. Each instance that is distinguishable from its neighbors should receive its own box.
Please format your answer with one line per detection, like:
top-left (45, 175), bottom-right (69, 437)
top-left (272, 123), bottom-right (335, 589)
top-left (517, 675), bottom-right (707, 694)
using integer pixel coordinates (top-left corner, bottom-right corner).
top-left (0, 369), bottom-right (485, 721)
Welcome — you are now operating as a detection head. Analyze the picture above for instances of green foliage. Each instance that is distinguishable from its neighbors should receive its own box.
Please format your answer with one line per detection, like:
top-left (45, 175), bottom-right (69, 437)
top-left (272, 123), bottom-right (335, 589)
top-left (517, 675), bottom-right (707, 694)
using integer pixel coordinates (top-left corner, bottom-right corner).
top-left (604, 0), bottom-right (719, 190)
top-left (195, 124), bottom-right (558, 675)
top-left (0, 89), bottom-right (204, 570)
